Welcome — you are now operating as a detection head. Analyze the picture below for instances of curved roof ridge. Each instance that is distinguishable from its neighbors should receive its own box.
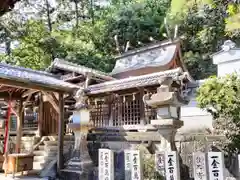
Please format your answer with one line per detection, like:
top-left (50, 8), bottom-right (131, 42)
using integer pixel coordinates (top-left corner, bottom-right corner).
top-left (48, 58), bottom-right (115, 81)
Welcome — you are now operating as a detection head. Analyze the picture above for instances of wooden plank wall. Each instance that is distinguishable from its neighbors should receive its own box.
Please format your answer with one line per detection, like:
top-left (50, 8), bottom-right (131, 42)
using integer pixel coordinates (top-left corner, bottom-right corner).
top-left (42, 102), bottom-right (59, 136)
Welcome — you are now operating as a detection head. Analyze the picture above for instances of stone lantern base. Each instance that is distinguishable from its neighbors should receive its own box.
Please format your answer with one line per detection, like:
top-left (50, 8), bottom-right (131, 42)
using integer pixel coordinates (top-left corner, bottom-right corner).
top-left (151, 119), bottom-right (183, 151)
top-left (64, 123), bottom-right (93, 179)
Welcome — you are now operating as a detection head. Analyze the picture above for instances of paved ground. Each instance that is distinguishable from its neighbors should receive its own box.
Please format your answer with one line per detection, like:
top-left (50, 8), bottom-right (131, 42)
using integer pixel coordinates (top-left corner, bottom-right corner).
top-left (0, 174), bottom-right (48, 180)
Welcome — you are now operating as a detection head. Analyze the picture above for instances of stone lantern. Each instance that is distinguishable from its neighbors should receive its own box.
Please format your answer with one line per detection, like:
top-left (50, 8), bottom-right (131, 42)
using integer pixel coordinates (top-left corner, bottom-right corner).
top-left (65, 88), bottom-right (93, 178)
top-left (143, 76), bottom-right (189, 151)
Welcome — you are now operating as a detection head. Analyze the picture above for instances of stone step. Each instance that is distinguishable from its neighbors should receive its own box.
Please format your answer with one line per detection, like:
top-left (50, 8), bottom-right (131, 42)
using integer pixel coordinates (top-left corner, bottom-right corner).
top-left (33, 161), bottom-right (45, 170)
top-left (48, 135), bottom-right (74, 141)
top-left (38, 145), bottom-right (45, 150)
top-left (33, 150), bottom-right (45, 156)
top-left (34, 156), bottom-right (56, 165)
top-left (45, 146), bottom-right (70, 152)
top-left (43, 140), bottom-right (75, 146)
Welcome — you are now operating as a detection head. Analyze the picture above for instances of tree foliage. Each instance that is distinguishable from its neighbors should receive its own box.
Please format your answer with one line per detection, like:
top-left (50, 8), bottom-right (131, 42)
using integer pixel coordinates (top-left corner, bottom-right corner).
top-left (1, 0), bottom-right (240, 79)
top-left (197, 74), bottom-right (240, 153)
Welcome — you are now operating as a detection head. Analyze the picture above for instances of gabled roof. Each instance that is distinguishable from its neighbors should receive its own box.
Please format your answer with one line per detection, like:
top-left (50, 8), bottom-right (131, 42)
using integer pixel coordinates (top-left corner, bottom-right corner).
top-left (0, 63), bottom-right (79, 93)
top-left (112, 40), bottom-right (177, 74)
top-left (110, 39), bottom-right (190, 79)
top-left (86, 68), bottom-right (187, 95)
top-left (47, 58), bottom-right (115, 81)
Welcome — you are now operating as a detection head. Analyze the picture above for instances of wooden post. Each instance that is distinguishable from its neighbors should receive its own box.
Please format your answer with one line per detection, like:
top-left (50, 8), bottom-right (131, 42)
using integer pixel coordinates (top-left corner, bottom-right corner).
top-left (37, 93), bottom-right (43, 137)
top-left (16, 99), bottom-right (23, 153)
top-left (57, 92), bottom-right (64, 172)
top-left (139, 88), bottom-right (145, 125)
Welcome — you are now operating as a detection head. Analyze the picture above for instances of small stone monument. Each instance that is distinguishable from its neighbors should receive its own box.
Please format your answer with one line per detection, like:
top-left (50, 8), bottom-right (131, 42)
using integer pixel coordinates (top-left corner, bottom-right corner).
top-left (165, 151), bottom-right (181, 180)
top-left (124, 150), bottom-right (132, 180)
top-left (193, 152), bottom-right (208, 180)
top-left (98, 148), bottom-right (114, 180)
top-left (155, 151), bottom-right (165, 177)
top-left (208, 152), bottom-right (225, 180)
top-left (130, 150), bottom-right (143, 180)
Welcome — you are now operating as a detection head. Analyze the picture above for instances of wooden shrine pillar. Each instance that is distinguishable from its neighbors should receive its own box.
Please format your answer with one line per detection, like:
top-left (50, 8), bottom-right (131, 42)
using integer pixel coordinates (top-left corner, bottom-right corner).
top-left (37, 93), bottom-right (43, 137)
top-left (16, 99), bottom-right (24, 153)
top-left (57, 92), bottom-right (64, 172)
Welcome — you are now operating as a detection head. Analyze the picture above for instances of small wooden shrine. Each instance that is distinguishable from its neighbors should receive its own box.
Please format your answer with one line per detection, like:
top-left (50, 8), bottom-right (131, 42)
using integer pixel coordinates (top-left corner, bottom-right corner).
top-left (48, 39), bottom-right (194, 178)
top-left (0, 63), bottom-right (78, 176)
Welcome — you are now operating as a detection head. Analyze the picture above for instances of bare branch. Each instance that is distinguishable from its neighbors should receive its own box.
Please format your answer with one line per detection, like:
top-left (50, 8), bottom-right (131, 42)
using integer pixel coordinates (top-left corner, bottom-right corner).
top-left (114, 35), bottom-right (121, 54)
top-left (124, 41), bottom-right (130, 52)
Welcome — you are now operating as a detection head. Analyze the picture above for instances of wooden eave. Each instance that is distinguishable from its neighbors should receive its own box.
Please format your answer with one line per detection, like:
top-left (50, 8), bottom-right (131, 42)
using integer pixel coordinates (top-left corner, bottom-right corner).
top-left (47, 58), bottom-right (115, 82)
top-left (85, 67), bottom-right (185, 96)
top-left (0, 63), bottom-right (79, 94)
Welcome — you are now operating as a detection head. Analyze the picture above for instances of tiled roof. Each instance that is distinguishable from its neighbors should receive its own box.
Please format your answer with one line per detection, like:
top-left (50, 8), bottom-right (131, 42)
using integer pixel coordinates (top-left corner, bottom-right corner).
top-left (111, 40), bottom-right (178, 75)
top-left (86, 68), bottom-right (184, 95)
top-left (47, 59), bottom-right (115, 81)
top-left (0, 63), bottom-right (79, 92)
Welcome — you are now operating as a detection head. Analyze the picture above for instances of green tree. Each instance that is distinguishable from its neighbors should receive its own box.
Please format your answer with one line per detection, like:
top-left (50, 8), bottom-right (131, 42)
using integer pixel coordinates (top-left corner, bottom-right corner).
top-left (197, 74), bottom-right (240, 153)
top-left (2, 20), bottom-right (53, 70)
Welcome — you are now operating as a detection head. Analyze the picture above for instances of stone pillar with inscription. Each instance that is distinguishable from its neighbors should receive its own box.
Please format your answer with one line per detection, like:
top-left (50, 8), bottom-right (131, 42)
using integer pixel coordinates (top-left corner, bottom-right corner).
top-left (98, 149), bottom-right (114, 180)
top-left (124, 150), bottom-right (132, 180)
top-left (193, 152), bottom-right (208, 180)
top-left (143, 76), bottom-right (190, 151)
top-left (130, 150), bottom-right (143, 180)
top-left (155, 151), bottom-right (165, 177)
top-left (207, 152), bottom-right (225, 180)
top-left (165, 151), bottom-right (181, 180)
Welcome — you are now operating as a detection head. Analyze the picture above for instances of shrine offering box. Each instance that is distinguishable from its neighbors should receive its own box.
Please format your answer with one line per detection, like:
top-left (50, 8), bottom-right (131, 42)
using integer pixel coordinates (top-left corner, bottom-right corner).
top-left (5, 153), bottom-right (34, 175)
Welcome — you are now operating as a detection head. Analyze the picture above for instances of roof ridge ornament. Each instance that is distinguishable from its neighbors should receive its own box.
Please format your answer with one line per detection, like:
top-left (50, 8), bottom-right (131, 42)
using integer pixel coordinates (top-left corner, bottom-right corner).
top-left (221, 40), bottom-right (236, 52)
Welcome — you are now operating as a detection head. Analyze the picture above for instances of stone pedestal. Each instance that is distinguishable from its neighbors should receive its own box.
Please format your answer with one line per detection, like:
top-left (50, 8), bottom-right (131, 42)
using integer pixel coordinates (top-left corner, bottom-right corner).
top-left (152, 119), bottom-right (183, 151)
top-left (65, 123), bottom-right (93, 179)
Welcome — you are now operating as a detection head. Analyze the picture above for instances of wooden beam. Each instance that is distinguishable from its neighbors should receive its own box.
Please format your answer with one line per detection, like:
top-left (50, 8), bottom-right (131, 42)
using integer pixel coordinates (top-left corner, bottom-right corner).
top-left (22, 89), bottom-right (39, 98)
top-left (16, 99), bottom-right (24, 153)
top-left (0, 92), bottom-right (22, 100)
top-left (57, 92), bottom-right (64, 172)
top-left (42, 92), bottom-right (59, 114)
top-left (87, 132), bottom-right (162, 142)
top-left (0, 78), bottom-right (72, 93)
